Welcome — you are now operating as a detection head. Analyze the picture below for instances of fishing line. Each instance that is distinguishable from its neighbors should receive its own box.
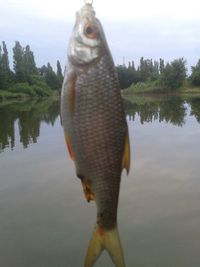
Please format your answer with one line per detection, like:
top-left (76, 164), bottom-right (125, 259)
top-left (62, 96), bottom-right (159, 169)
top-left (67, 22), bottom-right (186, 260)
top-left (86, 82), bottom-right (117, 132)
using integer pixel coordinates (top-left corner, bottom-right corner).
top-left (84, 0), bottom-right (93, 5)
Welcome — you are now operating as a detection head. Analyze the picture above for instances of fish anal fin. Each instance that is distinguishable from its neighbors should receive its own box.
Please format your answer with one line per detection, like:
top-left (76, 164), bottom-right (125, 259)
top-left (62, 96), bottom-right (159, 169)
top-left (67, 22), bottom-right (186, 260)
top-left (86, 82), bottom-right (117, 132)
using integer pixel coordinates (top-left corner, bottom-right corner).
top-left (64, 132), bottom-right (74, 161)
top-left (81, 178), bottom-right (95, 202)
top-left (84, 225), bottom-right (125, 267)
top-left (121, 130), bottom-right (130, 175)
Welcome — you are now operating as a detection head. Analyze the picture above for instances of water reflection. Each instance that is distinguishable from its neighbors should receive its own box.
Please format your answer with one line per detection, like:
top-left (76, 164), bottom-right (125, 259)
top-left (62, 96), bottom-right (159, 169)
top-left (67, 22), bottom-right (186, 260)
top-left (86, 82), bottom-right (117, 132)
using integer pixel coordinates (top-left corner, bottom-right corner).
top-left (189, 97), bottom-right (200, 123)
top-left (0, 95), bottom-right (200, 152)
top-left (0, 95), bottom-right (200, 267)
top-left (124, 95), bottom-right (187, 126)
top-left (0, 98), bottom-right (60, 152)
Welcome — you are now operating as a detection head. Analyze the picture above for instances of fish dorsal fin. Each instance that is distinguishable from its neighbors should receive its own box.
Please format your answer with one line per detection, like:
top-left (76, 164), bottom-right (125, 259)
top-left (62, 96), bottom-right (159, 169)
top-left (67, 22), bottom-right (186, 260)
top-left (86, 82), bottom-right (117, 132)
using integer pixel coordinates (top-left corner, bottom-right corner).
top-left (121, 130), bottom-right (130, 175)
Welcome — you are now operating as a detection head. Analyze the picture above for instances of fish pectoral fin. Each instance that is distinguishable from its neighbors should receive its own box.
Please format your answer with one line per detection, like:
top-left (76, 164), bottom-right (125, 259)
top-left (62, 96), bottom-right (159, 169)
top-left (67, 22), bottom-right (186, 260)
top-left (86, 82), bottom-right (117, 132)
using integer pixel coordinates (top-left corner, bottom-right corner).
top-left (84, 225), bottom-right (125, 267)
top-left (81, 179), bottom-right (95, 202)
top-left (121, 130), bottom-right (130, 175)
top-left (64, 132), bottom-right (74, 161)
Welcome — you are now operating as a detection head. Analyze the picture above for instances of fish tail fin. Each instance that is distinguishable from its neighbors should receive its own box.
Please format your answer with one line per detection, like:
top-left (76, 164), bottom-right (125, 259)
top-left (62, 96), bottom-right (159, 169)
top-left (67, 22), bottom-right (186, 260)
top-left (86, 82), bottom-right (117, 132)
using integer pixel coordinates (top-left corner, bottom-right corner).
top-left (84, 224), bottom-right (125, 267)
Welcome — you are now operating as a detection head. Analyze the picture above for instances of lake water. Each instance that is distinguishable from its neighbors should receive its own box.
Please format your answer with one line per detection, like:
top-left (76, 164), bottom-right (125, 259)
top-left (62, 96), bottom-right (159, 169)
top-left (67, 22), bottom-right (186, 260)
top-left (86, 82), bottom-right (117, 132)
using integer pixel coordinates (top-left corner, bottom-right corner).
top-left (0, 95), bottom-right (200, 267)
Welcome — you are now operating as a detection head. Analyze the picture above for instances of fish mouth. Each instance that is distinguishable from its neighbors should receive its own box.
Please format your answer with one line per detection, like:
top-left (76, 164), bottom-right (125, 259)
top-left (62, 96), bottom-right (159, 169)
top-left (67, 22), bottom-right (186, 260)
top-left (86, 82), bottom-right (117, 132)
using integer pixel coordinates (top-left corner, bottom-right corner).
top-left (74, 3), bottom-right (100, 47)
top-left (68, 3), bottom-right (102, 65)
top-left (77, 3), bottom-right (96, 20)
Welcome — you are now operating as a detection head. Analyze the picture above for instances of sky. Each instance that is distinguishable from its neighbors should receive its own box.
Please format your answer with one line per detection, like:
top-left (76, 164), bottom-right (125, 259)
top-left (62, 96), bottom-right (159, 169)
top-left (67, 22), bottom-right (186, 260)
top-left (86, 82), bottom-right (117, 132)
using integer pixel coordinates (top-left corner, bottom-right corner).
top-left (0, 0), bottom-right (200, 72)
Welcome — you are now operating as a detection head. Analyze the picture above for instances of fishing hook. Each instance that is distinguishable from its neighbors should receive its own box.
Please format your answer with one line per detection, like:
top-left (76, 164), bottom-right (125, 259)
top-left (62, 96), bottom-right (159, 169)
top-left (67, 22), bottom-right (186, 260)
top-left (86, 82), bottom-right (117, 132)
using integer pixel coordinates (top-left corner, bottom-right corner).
top-left (84, 0), bottom-right (93, 5)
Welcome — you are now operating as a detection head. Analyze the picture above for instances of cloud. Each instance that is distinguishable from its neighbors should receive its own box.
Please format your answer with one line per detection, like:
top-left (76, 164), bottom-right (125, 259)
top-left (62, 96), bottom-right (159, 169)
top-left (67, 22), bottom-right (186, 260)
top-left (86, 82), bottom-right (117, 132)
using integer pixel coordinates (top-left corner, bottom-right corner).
top-left (1, 0), bottom-right (200, 70)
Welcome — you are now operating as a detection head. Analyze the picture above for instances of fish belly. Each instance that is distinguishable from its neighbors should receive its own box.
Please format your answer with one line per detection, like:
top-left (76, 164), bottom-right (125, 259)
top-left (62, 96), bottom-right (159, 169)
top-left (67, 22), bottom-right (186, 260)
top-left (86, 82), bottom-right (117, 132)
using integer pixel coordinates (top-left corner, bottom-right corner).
top-left (62, 54), bottom-right (127, 229)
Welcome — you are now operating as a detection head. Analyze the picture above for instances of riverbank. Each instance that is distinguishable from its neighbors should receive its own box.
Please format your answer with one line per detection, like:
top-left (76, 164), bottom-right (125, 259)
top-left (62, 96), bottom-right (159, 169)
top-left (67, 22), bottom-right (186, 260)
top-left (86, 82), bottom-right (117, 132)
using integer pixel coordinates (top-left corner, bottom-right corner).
top-left (0, 89), bottom-right (60, 101)
top-left (122, 81), bottom-right (200, 96)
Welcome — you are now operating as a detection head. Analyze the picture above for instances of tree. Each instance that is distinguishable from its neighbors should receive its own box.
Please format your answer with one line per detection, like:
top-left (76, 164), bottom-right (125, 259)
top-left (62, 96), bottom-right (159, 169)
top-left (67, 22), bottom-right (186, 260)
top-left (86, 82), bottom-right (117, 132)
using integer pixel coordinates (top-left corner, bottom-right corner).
top-left (160, 58), bottom-right (187, 90)
top-left (23, 45), bottom-right (37, 75)
top-left (44, 63), bottom-right (59, 90)
top-left (13, 42), bottom-right (37, 82)
top-left (56, 60), bottom-right (62, 77)
top-left (151, 60), bottom-right (159, 80)
top-left (138, 57), bottom-right (159, 82)
top-left (0, 41), bottom-right (11, 89)
top-left (159, 58), bottom-right (165, 74)
top-left (189, 59), bottom-right (200, 86)
top-left (56, 60), bottom-right (63, 90)
top-left (116, 65), bottom-right (138, 89)
top-left (13, 41), bottom-right (26, 82)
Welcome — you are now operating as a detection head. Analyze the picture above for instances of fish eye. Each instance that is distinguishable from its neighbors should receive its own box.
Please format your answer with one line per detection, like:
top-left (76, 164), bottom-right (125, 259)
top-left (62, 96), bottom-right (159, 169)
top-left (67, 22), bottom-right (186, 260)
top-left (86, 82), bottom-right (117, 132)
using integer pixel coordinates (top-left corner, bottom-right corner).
top-left (84, 24), bottom-right (97, 39)
top-left (86, 26), bottom-right (93, 35)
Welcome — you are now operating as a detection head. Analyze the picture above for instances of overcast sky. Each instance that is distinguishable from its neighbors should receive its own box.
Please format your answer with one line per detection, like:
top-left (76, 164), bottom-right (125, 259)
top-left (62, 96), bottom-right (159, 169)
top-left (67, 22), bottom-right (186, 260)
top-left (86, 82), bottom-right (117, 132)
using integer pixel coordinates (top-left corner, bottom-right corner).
top-left (1, 0), bottom-right (200, 72)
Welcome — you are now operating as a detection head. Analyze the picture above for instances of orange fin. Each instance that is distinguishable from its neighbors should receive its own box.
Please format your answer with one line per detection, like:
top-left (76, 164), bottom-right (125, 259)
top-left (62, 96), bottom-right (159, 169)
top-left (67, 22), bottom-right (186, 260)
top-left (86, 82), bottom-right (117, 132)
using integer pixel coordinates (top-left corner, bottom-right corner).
top-left (121, 130), bottom-right (130, 175)
top-left (81, 179), bottom-right (95, 202)
top-left (67, 73), bottom-right (76, 114)
top-left (64, 132), bottom-right (74, 161)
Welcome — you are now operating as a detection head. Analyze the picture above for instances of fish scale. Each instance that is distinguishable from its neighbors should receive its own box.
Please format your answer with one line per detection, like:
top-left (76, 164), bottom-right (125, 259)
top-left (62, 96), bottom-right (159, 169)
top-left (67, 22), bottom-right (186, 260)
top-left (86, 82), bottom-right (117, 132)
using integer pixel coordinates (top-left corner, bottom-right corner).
top-left (71, 53), bottom-right (125, 229)
top-left (61, 4), bottom-right (130, 267)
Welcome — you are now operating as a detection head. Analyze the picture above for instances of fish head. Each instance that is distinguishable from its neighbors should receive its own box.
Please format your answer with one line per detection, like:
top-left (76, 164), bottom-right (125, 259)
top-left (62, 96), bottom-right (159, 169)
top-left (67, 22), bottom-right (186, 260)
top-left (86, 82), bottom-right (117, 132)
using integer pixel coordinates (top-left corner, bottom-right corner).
top-left (68, 4), bottom-right (107, 65)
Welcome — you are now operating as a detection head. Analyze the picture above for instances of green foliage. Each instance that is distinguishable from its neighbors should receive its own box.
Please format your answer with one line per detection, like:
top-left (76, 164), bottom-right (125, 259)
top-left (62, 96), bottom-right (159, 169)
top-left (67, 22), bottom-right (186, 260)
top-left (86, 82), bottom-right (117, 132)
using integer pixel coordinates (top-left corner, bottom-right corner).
top-left (13, 41), bottom-right (37, 83)
top-left (23, 45), bottom-right (37, 75)
top-left (8, 82), bottom-right (52, 97)
top-left (57, 60), bottom-right (63, 77)
top-left (28, 76), bottom-right (52, 96)
top-left (31, 85), bottom-right (52, 97)
top-left (189, 59), bottom-right (200, 86)
top-left (13, 41), bottom-right (26, 82)
top-left (160, 58), bottom-right (187, 90)
top-left (159, 58), bottom-right (165, 74)
top-left (56, 60), bottom-right (63, 90)
top-left (0, 90), bottom-right (26, 100)
top-left (0, 40), bottom-right (63, 98)
top-left (117, 58), bottom-right (162, 89)
top-left (40, 63), bottom-right (60, 90)
top-left (0, 41), bottom-right (11, 90)
top-left (9, 83), bottom-right (37, 97)
top-left (1, 40), bottom-right (199, 98)
top-left (123, 80), bottom-right (161, 94)
top-left (116, 64), bottom-right (138, 89)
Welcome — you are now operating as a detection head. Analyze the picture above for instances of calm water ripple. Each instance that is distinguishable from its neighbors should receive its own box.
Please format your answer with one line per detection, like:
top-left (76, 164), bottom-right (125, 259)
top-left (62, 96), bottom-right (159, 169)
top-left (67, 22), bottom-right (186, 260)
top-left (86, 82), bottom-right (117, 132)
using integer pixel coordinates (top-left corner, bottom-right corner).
top-left (0, 95), bottom-right (200, 267)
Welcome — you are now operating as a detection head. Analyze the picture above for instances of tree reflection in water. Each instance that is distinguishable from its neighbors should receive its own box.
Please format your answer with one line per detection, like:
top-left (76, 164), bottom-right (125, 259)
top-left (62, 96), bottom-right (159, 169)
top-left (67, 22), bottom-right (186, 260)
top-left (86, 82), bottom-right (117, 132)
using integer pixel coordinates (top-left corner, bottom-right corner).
top-left (124, 95), bottom-right (200, 126)
top-left (0, 95), bottom-right (200, 152)
top-left (0, 98), bottom-right (60, 152)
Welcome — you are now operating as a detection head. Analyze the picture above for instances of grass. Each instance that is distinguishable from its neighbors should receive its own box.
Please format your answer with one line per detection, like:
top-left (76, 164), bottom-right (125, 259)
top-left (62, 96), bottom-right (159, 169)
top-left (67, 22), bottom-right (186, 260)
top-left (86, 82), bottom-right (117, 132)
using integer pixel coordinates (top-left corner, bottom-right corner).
top-left (122, 80), bottom-right (163, 95)
top-left (0, 90), bottom-right (27, 101)
top-left (122, 80), bottom-right (200, 95)
top-left (0, 82), bottom-right (55, 101)
top-left (179, 84), bottom-right (200, 95)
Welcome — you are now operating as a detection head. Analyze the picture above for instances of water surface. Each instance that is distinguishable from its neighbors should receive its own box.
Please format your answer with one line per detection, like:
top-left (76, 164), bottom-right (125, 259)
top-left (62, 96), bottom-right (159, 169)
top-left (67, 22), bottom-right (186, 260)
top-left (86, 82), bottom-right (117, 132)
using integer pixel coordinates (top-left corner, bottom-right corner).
top-left (0, 95), bottom-right (200, 267)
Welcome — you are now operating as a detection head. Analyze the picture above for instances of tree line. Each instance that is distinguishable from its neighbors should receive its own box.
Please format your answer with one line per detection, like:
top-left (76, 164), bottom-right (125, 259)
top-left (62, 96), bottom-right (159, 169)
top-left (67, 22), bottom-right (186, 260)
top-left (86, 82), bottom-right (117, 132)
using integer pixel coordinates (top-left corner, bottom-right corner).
top-left (0, 41), bottom-right (63, 97)
top-left (1, 40), bottom-right (200, 97)
top-left (116, 57), bottom-right (200, 90)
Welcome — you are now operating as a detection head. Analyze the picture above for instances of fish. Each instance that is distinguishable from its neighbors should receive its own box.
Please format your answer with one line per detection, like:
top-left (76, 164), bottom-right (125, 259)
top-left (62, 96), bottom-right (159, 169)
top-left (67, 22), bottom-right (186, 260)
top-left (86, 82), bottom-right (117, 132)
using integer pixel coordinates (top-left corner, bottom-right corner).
top-left (61, 3), bottom-right (130, 267)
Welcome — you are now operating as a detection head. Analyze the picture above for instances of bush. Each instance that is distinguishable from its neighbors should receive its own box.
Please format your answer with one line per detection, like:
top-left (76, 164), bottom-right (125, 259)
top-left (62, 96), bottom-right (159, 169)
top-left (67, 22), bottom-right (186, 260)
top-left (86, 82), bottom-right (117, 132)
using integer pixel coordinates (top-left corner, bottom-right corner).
top-left (123, 80), bottom-right (161, 94)
top-left (8, 79), bottom-right (52, 97)
top-left (9, 83), bottom-right (37, 96)
top-left (189, 60), bottom-right (200, 86)
top-left (160, 58), bottom-right (187, 90)
top-left (31, 85), bottom-right (52, 97)
top-left (0, 90), bottom-right (26, 100)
